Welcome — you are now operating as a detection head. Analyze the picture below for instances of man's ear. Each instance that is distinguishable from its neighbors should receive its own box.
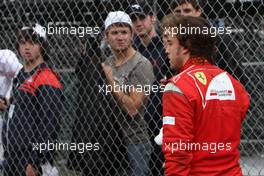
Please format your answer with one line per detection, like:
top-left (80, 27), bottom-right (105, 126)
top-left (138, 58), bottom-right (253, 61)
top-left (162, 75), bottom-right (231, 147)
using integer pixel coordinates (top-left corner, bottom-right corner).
top-left (182, 48), bottom-right (189, 55)
top-left (104, 31), bottom-right (108, 44)
top-left (195, 8), bottom-right (202, 17)
top-left (131, 29), bottom-right (134, 39)
top-left (150, 15), bottom-right (156, 23)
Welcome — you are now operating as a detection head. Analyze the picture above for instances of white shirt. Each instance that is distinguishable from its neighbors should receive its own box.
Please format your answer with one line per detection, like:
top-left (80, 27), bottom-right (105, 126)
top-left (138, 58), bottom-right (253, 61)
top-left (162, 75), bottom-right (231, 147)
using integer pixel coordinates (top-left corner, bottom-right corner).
top-left (0, 49), bottom-right (22, 99)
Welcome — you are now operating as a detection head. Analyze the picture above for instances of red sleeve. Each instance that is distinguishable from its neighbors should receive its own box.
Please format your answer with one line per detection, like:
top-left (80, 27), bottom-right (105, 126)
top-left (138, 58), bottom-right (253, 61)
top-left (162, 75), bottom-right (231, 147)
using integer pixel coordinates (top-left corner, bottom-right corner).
top-left (162, 82), bottom-right (194, 176)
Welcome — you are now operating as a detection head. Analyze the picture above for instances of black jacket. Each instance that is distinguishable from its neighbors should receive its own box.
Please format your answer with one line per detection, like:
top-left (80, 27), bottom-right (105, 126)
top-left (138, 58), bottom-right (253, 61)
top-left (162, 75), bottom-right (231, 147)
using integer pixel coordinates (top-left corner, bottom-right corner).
top-left (2, 63), bottom-right (63, 175)
top-left (67, 37), bottom-right (125, 175)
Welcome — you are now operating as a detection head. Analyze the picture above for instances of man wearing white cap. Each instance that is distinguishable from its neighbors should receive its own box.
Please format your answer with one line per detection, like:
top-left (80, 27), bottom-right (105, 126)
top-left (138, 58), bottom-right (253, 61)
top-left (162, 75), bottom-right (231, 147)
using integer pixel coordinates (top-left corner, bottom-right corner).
top-left (102, 11), bottom-right (155, 175)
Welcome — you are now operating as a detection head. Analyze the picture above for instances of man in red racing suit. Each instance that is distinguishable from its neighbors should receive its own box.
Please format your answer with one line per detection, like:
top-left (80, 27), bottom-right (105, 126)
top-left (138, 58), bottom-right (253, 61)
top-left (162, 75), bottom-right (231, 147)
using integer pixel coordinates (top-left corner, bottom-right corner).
top-left (161, 15), bottom-right (250, 176)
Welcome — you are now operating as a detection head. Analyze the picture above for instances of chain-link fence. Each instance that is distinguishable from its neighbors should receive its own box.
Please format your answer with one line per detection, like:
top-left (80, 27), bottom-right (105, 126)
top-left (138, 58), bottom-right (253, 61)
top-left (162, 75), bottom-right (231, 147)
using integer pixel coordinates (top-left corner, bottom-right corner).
top-left (0, 0), bottom-right (263, 175)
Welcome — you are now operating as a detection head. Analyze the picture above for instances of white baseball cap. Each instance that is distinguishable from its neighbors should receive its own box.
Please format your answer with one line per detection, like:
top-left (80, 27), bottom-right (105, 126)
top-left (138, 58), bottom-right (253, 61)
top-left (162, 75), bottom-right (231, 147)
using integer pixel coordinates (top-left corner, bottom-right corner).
top-left (104, 11), bottom-right (132, 31)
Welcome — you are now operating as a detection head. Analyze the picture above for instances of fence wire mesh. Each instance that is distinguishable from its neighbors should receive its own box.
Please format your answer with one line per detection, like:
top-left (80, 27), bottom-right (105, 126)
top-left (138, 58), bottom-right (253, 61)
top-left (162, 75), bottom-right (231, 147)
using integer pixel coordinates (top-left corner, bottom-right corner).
top-left (0, 0), bottom-right (263, 176)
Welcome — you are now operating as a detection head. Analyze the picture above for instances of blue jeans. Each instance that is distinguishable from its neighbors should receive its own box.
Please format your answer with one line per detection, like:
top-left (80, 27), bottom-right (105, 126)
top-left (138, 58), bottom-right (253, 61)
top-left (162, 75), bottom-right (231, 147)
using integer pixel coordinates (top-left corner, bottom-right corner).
top-left (127, 142), bottom-right (152, 176)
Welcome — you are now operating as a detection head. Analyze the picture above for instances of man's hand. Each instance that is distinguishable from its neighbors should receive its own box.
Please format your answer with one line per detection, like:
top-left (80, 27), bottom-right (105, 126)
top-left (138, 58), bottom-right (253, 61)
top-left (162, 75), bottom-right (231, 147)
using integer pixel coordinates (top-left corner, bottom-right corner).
top-left (101, 62), bottom-right (144, 116)
top-left (0, 98), bottom-right (7, 111)
top-left (101, 63), bottom-right (114, 84)
top-left (160, 76), bottom-right (167, 85)
top-left (26, 164), bottom-right (38, 176)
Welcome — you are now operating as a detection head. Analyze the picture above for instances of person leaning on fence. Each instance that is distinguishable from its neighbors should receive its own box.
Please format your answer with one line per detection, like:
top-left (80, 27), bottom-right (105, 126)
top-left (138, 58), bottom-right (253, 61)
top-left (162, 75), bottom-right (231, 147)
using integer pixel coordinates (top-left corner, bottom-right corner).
top-left (126, 3), bottom-right (172, 176)
top-left (101, 11), bottom-right (155, 176)
top-left (161, 14), bottom-right (250, 175)
top-left (2, 23), bottom-right (63, 176)
top-left (172, 0), bottom-right (248, 85)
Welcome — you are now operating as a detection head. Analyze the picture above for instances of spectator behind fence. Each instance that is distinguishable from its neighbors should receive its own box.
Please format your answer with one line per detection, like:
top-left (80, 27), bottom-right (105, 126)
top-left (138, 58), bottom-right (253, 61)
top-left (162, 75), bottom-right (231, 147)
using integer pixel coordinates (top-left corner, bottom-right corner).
top-left (67, 36), bottom-right (125, 176)
top-left (102, 11), bottom-right (155, 176)
top-left (127, 3), bottom-right (171, 81)
top-left (161, 14), bottom-right (250, 175)
top-left (0, 49), bottom-right (22, 161)
top-left (2, 24), bottom-right (63, 176)
top-left (172, 0), bottom-right (247, 85)
top-left (0, 50), bottom-right (22, 112)
top-left (126, 3), bottom-right (172, 176)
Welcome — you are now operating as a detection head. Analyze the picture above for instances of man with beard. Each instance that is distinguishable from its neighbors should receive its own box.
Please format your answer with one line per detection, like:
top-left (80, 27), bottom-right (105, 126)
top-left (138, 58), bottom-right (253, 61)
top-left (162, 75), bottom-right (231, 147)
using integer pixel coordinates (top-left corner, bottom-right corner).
top-left (161, 15), bottom-right (250, 175)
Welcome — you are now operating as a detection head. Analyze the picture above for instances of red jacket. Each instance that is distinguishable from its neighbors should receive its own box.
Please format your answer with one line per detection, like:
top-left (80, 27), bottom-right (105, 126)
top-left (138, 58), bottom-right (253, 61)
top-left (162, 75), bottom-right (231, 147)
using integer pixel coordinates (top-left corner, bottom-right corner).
top-left (162, 58), bottom-right (250, 176)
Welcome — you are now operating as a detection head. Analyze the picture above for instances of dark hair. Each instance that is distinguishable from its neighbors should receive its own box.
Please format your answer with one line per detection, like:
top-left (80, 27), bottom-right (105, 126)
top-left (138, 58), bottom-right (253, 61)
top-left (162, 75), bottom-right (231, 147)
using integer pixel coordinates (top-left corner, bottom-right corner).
top-left (161, 14), bottom-right (216, 64)
top-left (16, 26), bottom-right (49, 61)
top-left (178, 0), bottom-right (200, 10)
top-left (105, 22), bottom-right (133, 35)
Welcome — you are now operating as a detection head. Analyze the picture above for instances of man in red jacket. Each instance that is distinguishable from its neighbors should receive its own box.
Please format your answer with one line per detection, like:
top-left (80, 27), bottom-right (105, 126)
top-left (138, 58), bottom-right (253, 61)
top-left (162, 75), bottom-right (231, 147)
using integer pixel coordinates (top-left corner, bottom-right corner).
top-left (161, 15), bottom-right (250, 175)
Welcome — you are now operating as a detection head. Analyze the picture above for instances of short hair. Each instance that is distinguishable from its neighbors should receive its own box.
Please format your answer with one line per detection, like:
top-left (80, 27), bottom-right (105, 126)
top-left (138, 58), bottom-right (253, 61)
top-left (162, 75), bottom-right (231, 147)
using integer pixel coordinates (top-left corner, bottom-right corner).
top-left (178, 0), bottom-right (200, 10)
top-left (105, 22), bottom-right (133, 35)
top-left (16, 26), bottom-right (49, 61)
top-left (161, 14), bottom-right (215, 64)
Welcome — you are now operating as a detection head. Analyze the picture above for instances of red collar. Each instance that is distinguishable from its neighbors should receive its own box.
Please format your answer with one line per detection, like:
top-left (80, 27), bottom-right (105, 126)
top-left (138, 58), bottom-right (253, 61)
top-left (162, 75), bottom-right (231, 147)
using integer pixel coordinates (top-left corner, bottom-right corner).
top-left (180, 57), bottom-right (210, 72)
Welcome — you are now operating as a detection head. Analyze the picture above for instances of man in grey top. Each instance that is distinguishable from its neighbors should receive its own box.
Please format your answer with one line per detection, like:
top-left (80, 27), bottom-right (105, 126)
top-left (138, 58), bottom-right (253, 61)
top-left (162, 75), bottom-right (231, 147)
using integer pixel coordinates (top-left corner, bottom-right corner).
top-left (102, 11), bottom-right (155, 175)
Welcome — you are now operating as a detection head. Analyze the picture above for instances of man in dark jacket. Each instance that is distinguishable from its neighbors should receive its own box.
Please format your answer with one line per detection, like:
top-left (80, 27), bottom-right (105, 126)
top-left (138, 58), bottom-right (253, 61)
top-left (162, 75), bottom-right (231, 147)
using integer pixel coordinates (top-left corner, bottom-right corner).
top-left (2, 24), bottom-right (63, 176)
top-left (67, 36), bottom-right (125, 176)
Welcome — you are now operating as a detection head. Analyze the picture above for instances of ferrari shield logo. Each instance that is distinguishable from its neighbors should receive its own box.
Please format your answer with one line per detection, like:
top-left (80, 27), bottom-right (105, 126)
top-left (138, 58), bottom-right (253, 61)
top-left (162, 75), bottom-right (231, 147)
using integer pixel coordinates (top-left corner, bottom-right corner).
top-left (195, 72), bottom-right (207, 85)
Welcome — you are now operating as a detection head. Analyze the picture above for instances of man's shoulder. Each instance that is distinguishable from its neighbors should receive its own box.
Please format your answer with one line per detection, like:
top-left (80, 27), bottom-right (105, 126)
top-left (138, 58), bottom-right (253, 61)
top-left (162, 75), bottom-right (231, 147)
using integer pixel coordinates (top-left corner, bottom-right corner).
top-left (169, 64), bottom-right (242, 88)
top-left (33, 65), bottom-right (62, 89)
top-left (152, 36), bottom-right (163, 45)
top-left (167, 65), bottom-right (218, 87)
top-left (130, 52), bottom-right (155, 84)
top-left (132, 53), bottom-right (154, 76)
top-left (168, 66), bottom-right (198, 84)
top-left (104, 54), bottom-right (114, 66)
top-left (133, 36), bottom-right (141, 47)
top-left (134, 35), bottom-right (164, 49)
top-left (134, 52), bottom-right (152, 67)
